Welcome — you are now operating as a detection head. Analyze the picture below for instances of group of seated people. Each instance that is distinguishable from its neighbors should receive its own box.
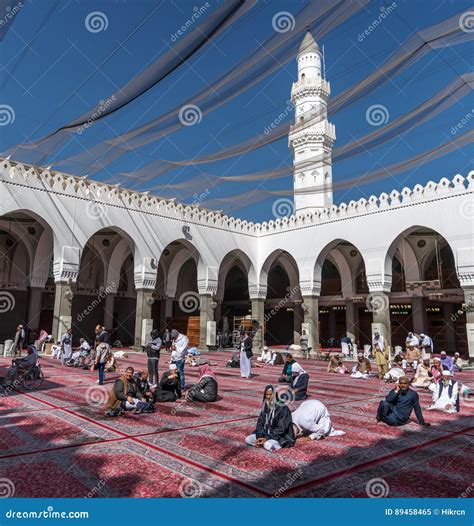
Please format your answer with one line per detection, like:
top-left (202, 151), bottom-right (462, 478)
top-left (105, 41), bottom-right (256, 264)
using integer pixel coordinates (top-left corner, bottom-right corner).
top-left (245, 386), bottom-right (345, 451)
top-left (104, 359), bottom-right (218, 417)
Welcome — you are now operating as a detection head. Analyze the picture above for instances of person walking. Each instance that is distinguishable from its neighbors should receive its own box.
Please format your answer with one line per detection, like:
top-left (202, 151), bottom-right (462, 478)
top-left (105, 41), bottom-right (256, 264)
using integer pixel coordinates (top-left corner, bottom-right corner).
top-left (13, 324), bottom-right (25, 356)
top-left (239, 330), bottom-right (252, 378)
top-left (93, 325), bottom-right (110, 385)
top-left (170, 329), bottom-right (188, 389)
top-left (145, 329), bottom-right (161, 387)
top-left (60, 328), bottom-right (73, 366)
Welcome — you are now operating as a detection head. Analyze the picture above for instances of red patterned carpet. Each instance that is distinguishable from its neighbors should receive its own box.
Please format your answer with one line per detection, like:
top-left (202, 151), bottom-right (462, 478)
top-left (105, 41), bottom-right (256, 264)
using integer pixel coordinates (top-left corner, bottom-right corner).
top-left (0, 352), bottom-right (473, 498)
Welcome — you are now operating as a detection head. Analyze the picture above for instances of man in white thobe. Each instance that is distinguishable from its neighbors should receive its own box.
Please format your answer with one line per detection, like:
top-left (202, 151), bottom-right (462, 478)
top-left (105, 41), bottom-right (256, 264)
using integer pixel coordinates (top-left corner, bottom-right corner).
top-left (419, 333), bottom-right (433, 359)
top-left (239, 331), bottom-right (252, 378)
top-left (427, 370), bottom-right (459, 414)
top-left (291, 400), bottom-right (345, 440)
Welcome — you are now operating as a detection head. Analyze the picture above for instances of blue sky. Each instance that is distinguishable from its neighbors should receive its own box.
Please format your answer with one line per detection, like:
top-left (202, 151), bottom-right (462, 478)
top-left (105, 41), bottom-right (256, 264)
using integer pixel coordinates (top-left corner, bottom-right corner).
top-left (1, 0), bottom-right (473, 221)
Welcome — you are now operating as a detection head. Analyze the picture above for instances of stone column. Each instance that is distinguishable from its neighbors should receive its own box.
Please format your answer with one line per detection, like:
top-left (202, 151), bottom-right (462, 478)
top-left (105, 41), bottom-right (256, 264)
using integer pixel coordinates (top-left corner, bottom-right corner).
top-left (302, 295), bottom-right (319, 355)
top-left (293, 302), bottom-right (304, 344)
top-left (134, 288), bottom-right (154, 348)
top-left (27, 287), bottom-right (44, 334)
top-left (251, 297), bottom-right (265, 352)
top-left (52, 282), bottom-right (74, 341)
top-left (443, 302), bottom-right (456, 353)
top-left (462, 288), bottom-right (474, 363)
top-left (199, 293), bottom-right (215, 350)
top-left (345, 299), bottom-right (358, 342)
top-left (103, 292), bottom-right (116, 331)
top-left (411, 295), bottom-right (427, 334)
top-left (367, 290), bottom-right (392, 348)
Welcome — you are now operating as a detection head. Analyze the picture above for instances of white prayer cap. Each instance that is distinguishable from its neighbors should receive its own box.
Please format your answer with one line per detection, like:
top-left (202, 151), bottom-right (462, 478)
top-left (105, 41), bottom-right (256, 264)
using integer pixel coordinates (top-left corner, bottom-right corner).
top-left (433, 357), bottom-right (441, 362)
top-left (420, 333), bottom-right (425, 338)
top-left (442, 370), bottom-right (451, 376)
top-left (263, 346), bottom-right (268, 350)
top-left (454, 352), bottom-right (460, 356)
top-left (169, 363), bottom-right (177, 370)
top-left (440, 351), bottom-right (447, 356)
top-left (358, 352), bottom-right (363, 357)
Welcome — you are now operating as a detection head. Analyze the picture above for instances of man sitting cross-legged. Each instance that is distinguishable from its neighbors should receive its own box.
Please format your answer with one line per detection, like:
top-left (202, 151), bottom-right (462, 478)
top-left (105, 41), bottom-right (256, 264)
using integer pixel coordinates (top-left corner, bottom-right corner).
top-left (376, 376), bottom-right (430, 427)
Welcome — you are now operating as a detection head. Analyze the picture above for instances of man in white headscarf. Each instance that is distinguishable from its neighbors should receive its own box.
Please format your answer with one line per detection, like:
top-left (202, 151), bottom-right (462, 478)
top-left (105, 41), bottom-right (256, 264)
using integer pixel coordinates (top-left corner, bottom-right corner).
top-left (427, 370), bottom-right (459, 413)
top-left (291, 362), bottom-right (309, 400)
top-left (292, 400), bottom-right (345, 441)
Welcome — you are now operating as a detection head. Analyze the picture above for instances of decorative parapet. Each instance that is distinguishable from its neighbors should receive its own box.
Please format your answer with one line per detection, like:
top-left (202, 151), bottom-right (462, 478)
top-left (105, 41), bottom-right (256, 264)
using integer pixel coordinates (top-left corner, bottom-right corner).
top-left (0, 159), bottom-right (472, 238)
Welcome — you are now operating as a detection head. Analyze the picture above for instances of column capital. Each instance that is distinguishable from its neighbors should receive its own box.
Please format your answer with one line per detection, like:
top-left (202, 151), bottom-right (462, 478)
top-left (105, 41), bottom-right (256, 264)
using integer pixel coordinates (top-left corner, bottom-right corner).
top-left (134, 256), bottom-right (157, 290)
top-left (53, 246), bottom-right (81, 284)
top-left (249, 284), bottom-right (267, 301)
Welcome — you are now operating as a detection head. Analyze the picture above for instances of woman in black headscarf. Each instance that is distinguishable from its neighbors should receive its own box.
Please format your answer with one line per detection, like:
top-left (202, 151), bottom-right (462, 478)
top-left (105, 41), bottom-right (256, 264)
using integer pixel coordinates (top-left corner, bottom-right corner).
top-left (244, 385), bottom-right (295, 451)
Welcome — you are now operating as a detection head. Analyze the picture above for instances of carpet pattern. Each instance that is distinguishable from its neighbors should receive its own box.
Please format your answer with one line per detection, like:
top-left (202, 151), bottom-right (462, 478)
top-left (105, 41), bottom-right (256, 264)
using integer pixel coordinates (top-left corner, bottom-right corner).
top-left (0, 352), bottom-right (472, 498)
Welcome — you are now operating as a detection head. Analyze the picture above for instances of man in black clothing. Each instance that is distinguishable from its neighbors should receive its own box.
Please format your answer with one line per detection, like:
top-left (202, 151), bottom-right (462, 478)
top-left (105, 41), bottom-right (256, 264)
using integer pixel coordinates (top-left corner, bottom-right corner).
top-left (376, 376), bottom-right (431, 427)
top-left (154, 364), bottom-right (182, 402)
top-left (144, 329), bottom-right (161, 386)
top-left (278, 353), bottom-right (295, 383)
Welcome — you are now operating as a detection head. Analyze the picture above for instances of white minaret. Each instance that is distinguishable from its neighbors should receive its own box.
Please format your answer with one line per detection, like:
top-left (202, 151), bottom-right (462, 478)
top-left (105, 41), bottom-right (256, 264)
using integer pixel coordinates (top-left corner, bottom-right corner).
top-left (289, 31), bottom-right (336, 211)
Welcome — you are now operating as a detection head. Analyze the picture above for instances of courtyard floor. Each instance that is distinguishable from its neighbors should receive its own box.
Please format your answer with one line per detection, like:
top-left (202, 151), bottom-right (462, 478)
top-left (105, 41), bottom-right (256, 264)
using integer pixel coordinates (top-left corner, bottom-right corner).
top-left (0, 352), bottom-right (473, 498)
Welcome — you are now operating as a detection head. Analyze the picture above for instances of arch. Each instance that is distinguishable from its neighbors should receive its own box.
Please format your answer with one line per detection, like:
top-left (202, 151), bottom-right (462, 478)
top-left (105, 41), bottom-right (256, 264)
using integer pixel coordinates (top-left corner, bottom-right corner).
top-left (313, 239), bottom-right (364, 296)
top-left (216, 249), bottom-right (257, 301)
top-left (384, 225), bottom-right (457, 285)
top-left (107, 237), bottom-right (134, 290)
top-left (259, 249), bottom-right (300, 298)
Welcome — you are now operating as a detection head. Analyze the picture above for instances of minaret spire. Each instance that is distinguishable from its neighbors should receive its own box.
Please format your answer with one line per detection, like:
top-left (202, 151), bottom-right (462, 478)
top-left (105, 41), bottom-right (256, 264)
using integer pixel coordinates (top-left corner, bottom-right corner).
top-left (288, 30), bottom-right (336, 212)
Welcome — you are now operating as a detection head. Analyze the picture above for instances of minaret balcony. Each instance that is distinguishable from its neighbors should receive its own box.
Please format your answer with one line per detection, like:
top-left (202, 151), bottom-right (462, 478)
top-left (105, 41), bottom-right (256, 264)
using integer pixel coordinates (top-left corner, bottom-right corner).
top-left (289, 119), bottom-right (336, 139)
top-left (291, 78), bottom-right (330, 99)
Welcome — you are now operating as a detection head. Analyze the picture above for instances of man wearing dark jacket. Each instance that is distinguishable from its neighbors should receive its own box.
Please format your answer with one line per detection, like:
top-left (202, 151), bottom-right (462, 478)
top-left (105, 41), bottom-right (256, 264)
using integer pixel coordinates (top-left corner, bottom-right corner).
top-left (154, 364), bottom-right (182, 402)
top-left (376, 376), bottom-right (431, 427)
top-left (144, 329), bottom-right (161, 386)
top-left (278, 353), bottom-right (295, 383)
top-left (105, 367), bottom-right (146, 416)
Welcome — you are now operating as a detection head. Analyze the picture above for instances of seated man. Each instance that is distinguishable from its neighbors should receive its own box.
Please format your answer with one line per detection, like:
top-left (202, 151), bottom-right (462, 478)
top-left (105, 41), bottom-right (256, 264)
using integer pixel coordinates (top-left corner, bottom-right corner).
top-left (384, 354), bottom-right (405, 383)
top-left (7, 345), bottom-right (38, 381)
top-left (290, 362), bottom-right (309, 401)
top-left (292, 399), bottom-right (345, 440)
top-left (50, 341), bottom-right (62, 359)
top-left (105, 367), bottom-right (152, 416)
top-left (278, 353), bottom-right (296, 383)
top-left (327, 353), bottom-right (347, 374)
top-left (257, 346), bottom-right (272, 364)
top-left (351, 353), bottom-right (371, 379)
top-left (440, 351), bottom-right (454, 374)
top-left (154, 364), bottom-right (182, 402)
top-left (427, 370), bottom-right (459, 413)
top-left (245, 385), bottom-right (295, 451)
top-left (376, 376), bottom-right (430, 427)
top-left (134, 371), bottom-right (154, 402)
top-left (453, 352), bottom-right (463, 372)
top-left (411, 358), bottom-right (433, 388)
top-left (185, 361), bottom-right (218, 402)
